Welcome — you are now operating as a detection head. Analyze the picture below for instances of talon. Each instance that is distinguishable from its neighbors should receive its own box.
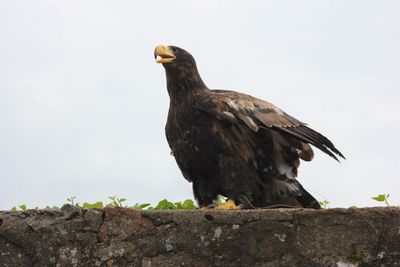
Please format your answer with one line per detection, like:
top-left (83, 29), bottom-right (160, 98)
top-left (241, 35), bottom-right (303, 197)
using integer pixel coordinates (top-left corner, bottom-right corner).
top-left (214, 199), bottom-right (240, 210)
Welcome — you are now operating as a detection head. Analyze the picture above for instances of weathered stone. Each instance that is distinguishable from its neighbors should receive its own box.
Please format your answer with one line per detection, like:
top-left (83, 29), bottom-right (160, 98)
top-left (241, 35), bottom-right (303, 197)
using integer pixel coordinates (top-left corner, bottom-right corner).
top-left (0, 207), bottom-right (399, 266)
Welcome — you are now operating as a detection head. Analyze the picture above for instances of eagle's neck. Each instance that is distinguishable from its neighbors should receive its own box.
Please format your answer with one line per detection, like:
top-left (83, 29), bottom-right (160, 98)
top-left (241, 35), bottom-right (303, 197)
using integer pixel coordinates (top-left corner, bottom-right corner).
top-left (165, 62), bottom-right (208, 100)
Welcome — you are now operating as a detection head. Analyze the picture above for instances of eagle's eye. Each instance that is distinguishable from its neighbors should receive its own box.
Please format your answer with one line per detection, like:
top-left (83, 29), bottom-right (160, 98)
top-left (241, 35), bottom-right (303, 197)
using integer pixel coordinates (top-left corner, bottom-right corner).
top-left (172, 47), bottom-right (179, 54)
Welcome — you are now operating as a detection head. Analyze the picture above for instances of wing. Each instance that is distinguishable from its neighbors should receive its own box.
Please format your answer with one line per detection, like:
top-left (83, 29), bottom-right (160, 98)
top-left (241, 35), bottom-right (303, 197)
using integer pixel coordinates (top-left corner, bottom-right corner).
top-left (195, 89), bottom-right (345, 162)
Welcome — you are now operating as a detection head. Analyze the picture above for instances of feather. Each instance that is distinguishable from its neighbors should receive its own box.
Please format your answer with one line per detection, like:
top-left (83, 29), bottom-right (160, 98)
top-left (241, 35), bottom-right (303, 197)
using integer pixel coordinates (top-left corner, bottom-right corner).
top-left (237, 114), bottom-right (259, 132)
top-left (221, 111), bottom-right (238, 123)
top-left (298, 143), bottom-right (314, 161)
top-left (275, 125), bottom-right (343, 161)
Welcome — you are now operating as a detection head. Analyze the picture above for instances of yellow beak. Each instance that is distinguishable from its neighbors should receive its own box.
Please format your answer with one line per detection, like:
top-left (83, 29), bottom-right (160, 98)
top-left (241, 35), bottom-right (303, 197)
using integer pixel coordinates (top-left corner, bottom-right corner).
top-left (154, 45), bottom-right (176, 63)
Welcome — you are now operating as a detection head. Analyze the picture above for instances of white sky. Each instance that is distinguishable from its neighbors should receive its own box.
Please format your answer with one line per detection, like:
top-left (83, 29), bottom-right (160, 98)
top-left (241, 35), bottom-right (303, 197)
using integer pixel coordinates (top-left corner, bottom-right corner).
top-left (0, 1), bottom-right (399, 209)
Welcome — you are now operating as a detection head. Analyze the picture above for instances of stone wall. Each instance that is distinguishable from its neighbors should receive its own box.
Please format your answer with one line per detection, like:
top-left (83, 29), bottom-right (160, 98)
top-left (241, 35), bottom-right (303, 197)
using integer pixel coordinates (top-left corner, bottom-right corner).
top-left (0, 206), bottom-right (399, 266)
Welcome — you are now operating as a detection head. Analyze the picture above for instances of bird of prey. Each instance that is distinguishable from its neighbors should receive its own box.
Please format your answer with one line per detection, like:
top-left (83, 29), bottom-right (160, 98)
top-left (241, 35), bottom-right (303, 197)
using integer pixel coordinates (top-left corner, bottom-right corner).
top-left (154, 44), bottom-right (345, 210)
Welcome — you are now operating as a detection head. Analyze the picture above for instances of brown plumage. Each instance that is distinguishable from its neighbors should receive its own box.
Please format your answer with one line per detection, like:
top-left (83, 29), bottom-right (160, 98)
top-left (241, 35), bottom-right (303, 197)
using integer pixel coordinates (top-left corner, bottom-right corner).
top-left (155, 45), bottom-right (345, 209)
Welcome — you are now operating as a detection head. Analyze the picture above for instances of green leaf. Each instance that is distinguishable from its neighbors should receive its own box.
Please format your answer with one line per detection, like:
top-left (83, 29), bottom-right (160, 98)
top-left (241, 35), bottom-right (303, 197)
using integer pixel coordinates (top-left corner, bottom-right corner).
top-left (174, 202), bottom-right (182, 209)
top-left (372, 194), bottom-right (386, 202)
top-left (19, 204), bottom-right (27, 211)
top-left (155, 199), bottom-right (176, 210)
top-left (11, 206), bottom-right (17, 212)
top-left (82, 202), bottom-right (91, 208)
top-left (82, 202), bottom-right (104, 209)
top-left (181, 199), bottom-right (196, 210)
top-left (93, 202), bottom-right (104, 208)
top-left (119, 198), bottom-right (127, 203)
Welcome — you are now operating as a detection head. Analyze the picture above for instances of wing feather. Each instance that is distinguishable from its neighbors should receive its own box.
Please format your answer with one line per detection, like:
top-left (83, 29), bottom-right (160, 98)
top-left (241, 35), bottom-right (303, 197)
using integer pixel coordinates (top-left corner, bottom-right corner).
top-left (196, 89), bottom-right (345, 161)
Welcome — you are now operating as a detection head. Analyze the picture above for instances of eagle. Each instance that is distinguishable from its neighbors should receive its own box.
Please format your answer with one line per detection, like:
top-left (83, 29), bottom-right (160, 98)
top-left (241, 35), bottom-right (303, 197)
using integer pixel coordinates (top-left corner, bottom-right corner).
top-left (154, 44), bottom-right (345, 210)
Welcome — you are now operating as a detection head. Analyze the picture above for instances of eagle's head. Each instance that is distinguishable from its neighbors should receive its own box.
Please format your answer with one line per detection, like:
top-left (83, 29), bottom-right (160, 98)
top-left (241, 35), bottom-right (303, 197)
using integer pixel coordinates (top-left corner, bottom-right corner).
top-left (154, 45), bottom-right (195, 68)
top-left (154, 44), bottom-right (207, 93)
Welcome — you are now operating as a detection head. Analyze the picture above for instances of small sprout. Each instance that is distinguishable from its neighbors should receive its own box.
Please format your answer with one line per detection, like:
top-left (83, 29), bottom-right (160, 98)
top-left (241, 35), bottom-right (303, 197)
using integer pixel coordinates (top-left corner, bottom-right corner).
top-left (108, 196), bottom-right (127, 207)
top-left (318, 200), bottom-right (330, 209)
top-left (67, 196), bottom-right (76, 206)
top-left (18, 204), bottom-right (27, 211)
top-left (10, 206), bottom-right (17, 212)
top-left (372, 194), bottom-right (390, 206)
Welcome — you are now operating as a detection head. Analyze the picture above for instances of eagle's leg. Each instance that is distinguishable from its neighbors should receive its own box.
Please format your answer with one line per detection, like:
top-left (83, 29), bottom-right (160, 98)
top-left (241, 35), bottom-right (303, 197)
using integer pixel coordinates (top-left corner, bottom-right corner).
top-left (193, 180), bottom-right (218, 209)
top-left (214, 199), bottom-right (240, 210)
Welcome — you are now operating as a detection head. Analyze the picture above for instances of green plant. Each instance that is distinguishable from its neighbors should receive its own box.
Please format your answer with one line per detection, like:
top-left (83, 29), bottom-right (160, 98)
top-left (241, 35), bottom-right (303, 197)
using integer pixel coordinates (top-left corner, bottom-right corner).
top-left (10, 204), bottom-right (27, 211)
top-left (372, 194), bottom-right (390, 206)
top-left (9, 193), bottom-right (398, 212)
top-left (67, 196), bottom-right (78, 206)
top-left (82, 201), bottom-right (104, 209)
top-left (108, 196), bottom-right (127, 207)
top-left (54, 196), bottom-right (196, 210)
top-left (152, 199), bottom-right (176, 210)
top-left (318, 200), bottom-right (330, 209)
top-left (173, 199), bottom-right (197, 210)
top-left (137, 199), bottom-right (197, 210)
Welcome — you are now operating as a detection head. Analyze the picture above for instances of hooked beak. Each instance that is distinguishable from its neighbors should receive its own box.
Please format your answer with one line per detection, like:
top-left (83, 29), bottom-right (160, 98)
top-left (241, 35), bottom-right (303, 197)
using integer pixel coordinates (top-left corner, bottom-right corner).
top-left (154, 45), bottom-right (176, 63)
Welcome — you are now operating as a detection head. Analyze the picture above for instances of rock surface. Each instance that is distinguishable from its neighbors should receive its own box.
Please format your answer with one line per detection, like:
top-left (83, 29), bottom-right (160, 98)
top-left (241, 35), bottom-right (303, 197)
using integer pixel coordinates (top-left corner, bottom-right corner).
top-left (0, 206), bottom-right (399, 266)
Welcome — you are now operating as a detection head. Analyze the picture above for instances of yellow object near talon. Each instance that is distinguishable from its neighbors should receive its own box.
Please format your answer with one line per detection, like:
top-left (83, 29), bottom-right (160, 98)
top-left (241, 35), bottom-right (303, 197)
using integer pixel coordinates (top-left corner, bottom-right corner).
top-left (215, 199), bottom-right (240, 210)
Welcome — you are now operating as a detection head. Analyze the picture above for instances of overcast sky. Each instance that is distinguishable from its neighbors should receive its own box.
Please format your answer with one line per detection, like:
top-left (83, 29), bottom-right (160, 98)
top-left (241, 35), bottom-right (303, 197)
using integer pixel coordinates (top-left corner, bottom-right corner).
top-left (1, 1), bottom-right (399, 210)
